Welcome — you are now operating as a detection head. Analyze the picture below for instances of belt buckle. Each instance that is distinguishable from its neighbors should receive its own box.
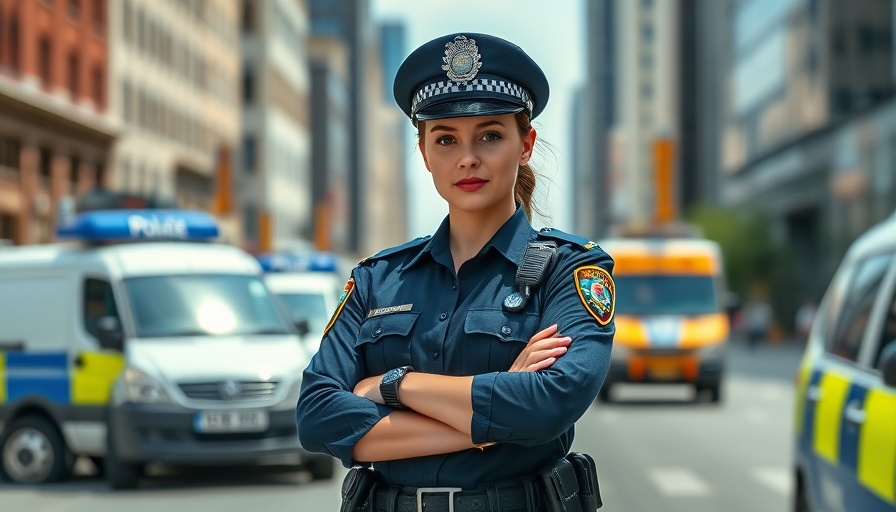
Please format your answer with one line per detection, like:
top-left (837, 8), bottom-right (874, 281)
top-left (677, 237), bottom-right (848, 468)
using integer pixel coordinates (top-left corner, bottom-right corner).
top-left (415, 487), bottom-right (463, 512)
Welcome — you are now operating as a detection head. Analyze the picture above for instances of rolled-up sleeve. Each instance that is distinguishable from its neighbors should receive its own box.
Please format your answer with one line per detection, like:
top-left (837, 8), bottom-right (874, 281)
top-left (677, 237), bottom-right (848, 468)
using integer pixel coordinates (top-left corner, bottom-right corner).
top-left (470, 248), bottom-right (615, 446)
top-left (296, 266), bottom-right (393, 467)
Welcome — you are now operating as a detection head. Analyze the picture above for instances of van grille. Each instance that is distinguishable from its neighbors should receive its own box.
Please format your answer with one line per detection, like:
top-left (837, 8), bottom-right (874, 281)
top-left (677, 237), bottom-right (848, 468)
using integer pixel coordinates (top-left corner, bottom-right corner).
top-left (178, 381), bottom-right (279, 401)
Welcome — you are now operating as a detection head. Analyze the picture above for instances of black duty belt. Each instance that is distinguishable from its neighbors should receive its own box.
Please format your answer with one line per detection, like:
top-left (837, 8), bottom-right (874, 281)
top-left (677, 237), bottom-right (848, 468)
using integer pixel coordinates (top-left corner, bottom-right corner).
top-left (371, 479), bottom-right (543, 512)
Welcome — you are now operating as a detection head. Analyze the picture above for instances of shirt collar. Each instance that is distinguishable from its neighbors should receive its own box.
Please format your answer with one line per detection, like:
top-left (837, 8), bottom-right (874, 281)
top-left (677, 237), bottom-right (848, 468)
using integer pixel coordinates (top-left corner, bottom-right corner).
top-left (400, 204), bottom-right (535, 274)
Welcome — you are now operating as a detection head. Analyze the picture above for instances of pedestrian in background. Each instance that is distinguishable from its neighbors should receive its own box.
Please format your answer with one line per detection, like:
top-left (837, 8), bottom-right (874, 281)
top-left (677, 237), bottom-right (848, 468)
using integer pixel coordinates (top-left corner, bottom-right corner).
top-left (297, 32), bottom-right (612, 512)
top-left (743, 294), bottom-right (773, 349)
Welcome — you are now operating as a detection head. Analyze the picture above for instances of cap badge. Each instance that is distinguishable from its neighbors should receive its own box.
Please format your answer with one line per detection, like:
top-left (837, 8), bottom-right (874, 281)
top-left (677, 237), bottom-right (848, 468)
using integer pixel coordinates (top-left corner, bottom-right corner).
top-left (442, 35), bottom-right (482, 84)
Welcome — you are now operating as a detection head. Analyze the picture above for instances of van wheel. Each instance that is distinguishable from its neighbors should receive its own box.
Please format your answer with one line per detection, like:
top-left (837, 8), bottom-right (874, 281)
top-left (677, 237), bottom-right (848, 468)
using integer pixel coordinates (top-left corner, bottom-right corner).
top-left (307, 456), bottom-right (334, 480)
top-left (0, 416), bottom-right (69, 484)
top-left (793, 470), bottom-right (811, 512)
top-left (596, 384), bottom-right (612, 403)
top-left (105, 433), bottom-right (141, 489)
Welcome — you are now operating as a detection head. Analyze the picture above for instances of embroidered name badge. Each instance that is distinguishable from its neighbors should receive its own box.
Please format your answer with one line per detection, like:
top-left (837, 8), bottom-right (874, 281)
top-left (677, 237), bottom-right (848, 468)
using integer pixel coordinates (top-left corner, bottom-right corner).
top-left (574, 266), bottom-right (615, 326)
top-left (324, 278), bottom-right (355, 337)
top-left (368, 304), bottom-right (413, 318)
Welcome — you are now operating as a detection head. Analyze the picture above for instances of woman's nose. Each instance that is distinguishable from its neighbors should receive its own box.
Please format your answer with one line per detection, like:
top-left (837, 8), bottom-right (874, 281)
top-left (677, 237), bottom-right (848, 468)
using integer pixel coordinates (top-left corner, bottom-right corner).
top-left (457, 143), bottom-right (480, 169)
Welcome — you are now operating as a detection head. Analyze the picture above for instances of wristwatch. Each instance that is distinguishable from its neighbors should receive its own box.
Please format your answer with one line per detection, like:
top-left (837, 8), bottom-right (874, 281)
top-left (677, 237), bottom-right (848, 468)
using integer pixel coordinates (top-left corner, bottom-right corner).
top-left (380, 366), bottom-right (414, 409)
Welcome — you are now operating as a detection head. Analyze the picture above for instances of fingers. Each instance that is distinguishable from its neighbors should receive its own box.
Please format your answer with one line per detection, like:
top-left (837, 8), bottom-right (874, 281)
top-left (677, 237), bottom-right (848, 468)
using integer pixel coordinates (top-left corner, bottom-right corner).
top-left (528, 324), bottom-right (559, 344)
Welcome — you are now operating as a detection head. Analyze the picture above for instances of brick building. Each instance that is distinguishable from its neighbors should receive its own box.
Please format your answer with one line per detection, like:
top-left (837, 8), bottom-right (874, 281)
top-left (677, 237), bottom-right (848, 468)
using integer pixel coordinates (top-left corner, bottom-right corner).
top-left (0, 0), bottom-right (116, 245)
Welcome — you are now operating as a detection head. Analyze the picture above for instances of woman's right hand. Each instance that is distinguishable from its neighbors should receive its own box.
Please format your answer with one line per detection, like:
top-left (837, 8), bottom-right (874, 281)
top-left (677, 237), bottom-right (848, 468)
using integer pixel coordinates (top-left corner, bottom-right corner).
top-left (508, 324), bottom-right (571, 372)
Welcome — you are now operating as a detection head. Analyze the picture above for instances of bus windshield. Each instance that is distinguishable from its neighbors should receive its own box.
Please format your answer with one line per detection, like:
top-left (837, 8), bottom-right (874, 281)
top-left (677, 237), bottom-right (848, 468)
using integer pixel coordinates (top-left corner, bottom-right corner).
top-left (614, 275), bottom-right (719, 316)
top-left (124, 275), bottom-right (292, 338)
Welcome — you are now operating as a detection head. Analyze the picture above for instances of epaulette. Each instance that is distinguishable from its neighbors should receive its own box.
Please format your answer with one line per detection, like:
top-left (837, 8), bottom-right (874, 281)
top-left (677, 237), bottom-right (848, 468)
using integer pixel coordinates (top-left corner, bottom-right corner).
top-left (537, 227), bottom-right (599, 251)
top-left (359, 235), bottom-right (431, 265)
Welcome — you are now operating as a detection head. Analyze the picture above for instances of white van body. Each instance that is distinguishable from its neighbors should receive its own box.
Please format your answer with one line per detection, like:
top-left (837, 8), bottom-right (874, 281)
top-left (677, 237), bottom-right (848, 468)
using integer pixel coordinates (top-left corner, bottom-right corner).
top-left (0, 213), bottom-right (333, 488)
top-left (263, 271), bottom-right (343, 356)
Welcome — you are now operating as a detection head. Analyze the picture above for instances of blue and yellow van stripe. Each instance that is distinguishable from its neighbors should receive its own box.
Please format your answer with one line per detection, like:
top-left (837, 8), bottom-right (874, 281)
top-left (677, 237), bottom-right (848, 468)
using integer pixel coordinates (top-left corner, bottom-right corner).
top-left (0, 351), bottom-right (124, 407)
top-left (804, 367), bottom-right (896, 505)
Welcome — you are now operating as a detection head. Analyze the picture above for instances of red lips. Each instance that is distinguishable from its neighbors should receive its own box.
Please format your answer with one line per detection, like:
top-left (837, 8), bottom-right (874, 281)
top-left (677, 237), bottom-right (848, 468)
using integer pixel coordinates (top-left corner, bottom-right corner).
top-left (455, 177), bottom-right (487, 192)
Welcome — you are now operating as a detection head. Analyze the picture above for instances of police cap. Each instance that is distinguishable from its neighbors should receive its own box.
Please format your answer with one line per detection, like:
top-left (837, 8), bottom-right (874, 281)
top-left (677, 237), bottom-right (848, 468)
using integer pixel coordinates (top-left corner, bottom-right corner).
top-left (393, 32), bottom-right (549, 123)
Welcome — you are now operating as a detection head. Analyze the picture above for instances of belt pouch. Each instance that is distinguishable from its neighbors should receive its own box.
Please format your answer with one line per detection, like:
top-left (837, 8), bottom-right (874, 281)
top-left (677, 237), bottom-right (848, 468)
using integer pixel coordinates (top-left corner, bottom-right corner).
top-left (566, 452), bottom-right (602, 510)
top-left (340, 466), bottom-right (381, 512)
top-left (539, 458), bottom-right (585, 512)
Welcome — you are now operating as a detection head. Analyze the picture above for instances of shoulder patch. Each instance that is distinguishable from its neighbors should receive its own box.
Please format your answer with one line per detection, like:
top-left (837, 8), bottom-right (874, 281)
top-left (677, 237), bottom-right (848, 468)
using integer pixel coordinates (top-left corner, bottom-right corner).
top-left (359, 236), bottom-right (431, 265)
top-left (323, 278), bottom-right (355, 336)
top-left (538, 228), bottom-right (597, 251)
top-left (574, 265), bottom-right (615, 326)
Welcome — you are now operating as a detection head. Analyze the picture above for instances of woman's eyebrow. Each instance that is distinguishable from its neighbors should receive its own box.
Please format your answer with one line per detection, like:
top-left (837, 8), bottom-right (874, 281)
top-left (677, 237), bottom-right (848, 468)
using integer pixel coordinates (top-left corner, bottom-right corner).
top-left (429, 120), bottom-right (506, 133)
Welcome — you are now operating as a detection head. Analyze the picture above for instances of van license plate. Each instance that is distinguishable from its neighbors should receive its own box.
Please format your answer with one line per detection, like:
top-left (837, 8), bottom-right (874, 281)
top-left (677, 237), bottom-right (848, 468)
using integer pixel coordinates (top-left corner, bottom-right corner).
top-left (195, 410), bottom-right (269, 433)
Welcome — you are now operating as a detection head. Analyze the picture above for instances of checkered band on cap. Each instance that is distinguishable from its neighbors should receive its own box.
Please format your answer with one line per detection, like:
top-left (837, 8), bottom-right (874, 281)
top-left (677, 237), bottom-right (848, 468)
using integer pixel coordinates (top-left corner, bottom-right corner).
top-left (411, 78), bottom-right (533, 116)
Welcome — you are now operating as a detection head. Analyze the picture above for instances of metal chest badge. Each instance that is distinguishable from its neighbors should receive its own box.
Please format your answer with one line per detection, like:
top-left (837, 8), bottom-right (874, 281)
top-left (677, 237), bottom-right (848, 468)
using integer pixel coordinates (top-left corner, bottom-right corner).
top-left (574, 266), bottom-right (615, 326)
top-left (442, 35), bottom-right (482, 84)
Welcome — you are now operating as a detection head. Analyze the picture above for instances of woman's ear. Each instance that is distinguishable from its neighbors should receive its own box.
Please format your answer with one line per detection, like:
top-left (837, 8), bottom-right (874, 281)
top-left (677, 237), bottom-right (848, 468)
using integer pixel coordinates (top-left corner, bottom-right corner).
top-left (520, 128), bottom-right (537, 165)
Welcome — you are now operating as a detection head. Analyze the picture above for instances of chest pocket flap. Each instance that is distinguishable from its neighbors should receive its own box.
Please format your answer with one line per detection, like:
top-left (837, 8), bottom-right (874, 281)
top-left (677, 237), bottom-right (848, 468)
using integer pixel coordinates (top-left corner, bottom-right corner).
top-left (357, 311), bottom-right (420, 347)
top-left (464, 308), bottom-right (540, 343)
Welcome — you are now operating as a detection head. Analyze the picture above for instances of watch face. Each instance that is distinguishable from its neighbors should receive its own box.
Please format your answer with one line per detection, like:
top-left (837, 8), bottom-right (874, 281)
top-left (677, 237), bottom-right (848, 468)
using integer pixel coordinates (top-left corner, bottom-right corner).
top-left (383, 367), bottom-right (403, 385)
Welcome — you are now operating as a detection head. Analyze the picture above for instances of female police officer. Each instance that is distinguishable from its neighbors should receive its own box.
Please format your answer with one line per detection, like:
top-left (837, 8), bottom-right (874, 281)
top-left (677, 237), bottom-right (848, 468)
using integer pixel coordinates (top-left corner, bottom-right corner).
top-left (297, 32), bottom-right (614, 512)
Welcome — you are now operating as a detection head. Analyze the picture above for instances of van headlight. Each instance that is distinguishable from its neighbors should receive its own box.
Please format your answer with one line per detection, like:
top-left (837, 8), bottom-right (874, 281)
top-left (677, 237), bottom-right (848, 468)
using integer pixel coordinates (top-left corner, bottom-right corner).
top-left (123, 367), bottom-right (172, 404)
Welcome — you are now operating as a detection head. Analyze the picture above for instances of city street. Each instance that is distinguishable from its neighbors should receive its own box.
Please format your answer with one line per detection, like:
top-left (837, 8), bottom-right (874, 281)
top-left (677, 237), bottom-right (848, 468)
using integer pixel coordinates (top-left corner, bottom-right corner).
top-left (0, 340), bottom-right (805, 512)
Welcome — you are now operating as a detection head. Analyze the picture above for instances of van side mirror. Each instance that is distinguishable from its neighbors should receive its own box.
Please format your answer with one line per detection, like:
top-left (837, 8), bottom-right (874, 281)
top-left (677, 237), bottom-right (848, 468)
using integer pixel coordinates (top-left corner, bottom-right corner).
top-left (96, 316), bottom-right (124, 351)
top-left (294, 318), bottom-right (310, 338)
top-left (881, 340), bottom-right (896, 388)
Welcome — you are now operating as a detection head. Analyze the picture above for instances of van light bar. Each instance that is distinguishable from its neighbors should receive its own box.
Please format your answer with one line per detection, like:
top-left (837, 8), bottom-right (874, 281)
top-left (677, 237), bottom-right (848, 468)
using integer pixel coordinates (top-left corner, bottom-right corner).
top-left (56, 209), bottom-right (220, 241)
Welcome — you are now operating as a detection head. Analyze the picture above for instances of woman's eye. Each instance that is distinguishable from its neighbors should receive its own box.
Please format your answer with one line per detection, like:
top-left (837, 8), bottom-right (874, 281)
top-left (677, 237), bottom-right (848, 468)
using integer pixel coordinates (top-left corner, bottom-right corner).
top-left (436, 136), bottom-right (455, 145)
top-left (481, 132), bottom-right (502, 142)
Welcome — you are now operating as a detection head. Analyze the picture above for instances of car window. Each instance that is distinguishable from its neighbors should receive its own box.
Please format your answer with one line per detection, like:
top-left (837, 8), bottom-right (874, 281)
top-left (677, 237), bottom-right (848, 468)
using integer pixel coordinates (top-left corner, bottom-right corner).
top-left (875, 285), bottom-right (896, 370)
top-left (83, 278), bottom-right (121, 340)
top-left (827, 253), bottom-right (894, 363)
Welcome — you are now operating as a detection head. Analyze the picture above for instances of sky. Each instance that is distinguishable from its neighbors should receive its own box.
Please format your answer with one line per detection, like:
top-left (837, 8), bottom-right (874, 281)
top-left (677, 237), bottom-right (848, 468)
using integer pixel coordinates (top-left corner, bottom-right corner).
top-left (370, 0), bottom-right (586, 237)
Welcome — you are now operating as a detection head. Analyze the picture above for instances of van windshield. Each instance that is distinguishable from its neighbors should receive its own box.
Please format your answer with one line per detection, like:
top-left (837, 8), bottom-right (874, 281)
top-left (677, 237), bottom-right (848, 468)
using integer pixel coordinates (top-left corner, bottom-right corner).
top-left (123, 275), bottom-right (292, 337)
top-left (615, 275), bottom-right (719, 316)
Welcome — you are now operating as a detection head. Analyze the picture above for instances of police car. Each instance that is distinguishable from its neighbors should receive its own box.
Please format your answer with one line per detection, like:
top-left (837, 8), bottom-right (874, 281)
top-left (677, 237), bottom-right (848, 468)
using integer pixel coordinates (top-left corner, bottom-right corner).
top-left (793, 212), bottom-right (896, 511)
top-left (257, 252), bottom-right (343, 356)
top-left (0, 207), bottom-right (334, 488)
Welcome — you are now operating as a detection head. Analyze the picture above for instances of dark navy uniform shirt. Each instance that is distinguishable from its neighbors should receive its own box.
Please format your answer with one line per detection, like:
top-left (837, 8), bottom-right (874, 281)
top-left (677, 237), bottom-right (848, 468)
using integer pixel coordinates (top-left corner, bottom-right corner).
top-left (296, 205), bottom-right (615, 489)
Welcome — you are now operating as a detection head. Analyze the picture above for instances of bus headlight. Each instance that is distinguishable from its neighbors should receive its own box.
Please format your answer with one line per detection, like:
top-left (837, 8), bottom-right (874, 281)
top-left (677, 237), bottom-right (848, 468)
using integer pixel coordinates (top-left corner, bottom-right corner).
top-left (123, 367), bottom-right (172, 404)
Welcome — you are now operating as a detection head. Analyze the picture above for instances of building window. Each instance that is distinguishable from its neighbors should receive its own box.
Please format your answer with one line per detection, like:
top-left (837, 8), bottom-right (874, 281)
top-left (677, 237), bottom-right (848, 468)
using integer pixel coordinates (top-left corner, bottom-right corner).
top-left (0, 138), bottom-right (21, 169)
top-left (70, 155), bottom-right (80, 189)
top-left (641, 22), bottom-right (654, 42)
top-left (95, 161), bottom-right (105, 189)
top-left (39, 148), bottom-right (53, 186)
top-left (68, 52), bottom-right (79, 99)
top-left (68, 0), bottom-right (81, 20)
top-left (241, 0), bottom-right (255, 33)
top-left (0, 12), bottom-right (4, 69)
top-left (122, 0), bottom-right (132, 43)
top-left (92, 66), bottom-right (103, 108)
top-left (242, 136), bottom-right (256, 173)
top-left (9, 16), bottom-right (18, 72)
top-left (39, 38), bottom-right (51, 88)
top-left (92, 0), bottom-right (105, 32)
top-left (242, 66), bottom-right (254, 104)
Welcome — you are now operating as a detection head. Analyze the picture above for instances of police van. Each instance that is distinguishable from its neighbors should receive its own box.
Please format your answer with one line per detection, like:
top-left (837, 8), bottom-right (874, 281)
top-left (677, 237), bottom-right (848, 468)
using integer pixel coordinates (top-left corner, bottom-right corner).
top-left (598, 235), bottom-right (730, 402)
top-left (793, 212), bottom-right (896, 512)
top-left (257, 252), bottom-right (343, 357)
top-left (0, 208), bottom-right (334, 488)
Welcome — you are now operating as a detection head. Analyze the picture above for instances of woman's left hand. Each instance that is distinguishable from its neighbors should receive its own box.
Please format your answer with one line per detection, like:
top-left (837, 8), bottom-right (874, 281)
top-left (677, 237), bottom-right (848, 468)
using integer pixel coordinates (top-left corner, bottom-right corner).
top-left (354, 375), bottom-right (384, 404)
